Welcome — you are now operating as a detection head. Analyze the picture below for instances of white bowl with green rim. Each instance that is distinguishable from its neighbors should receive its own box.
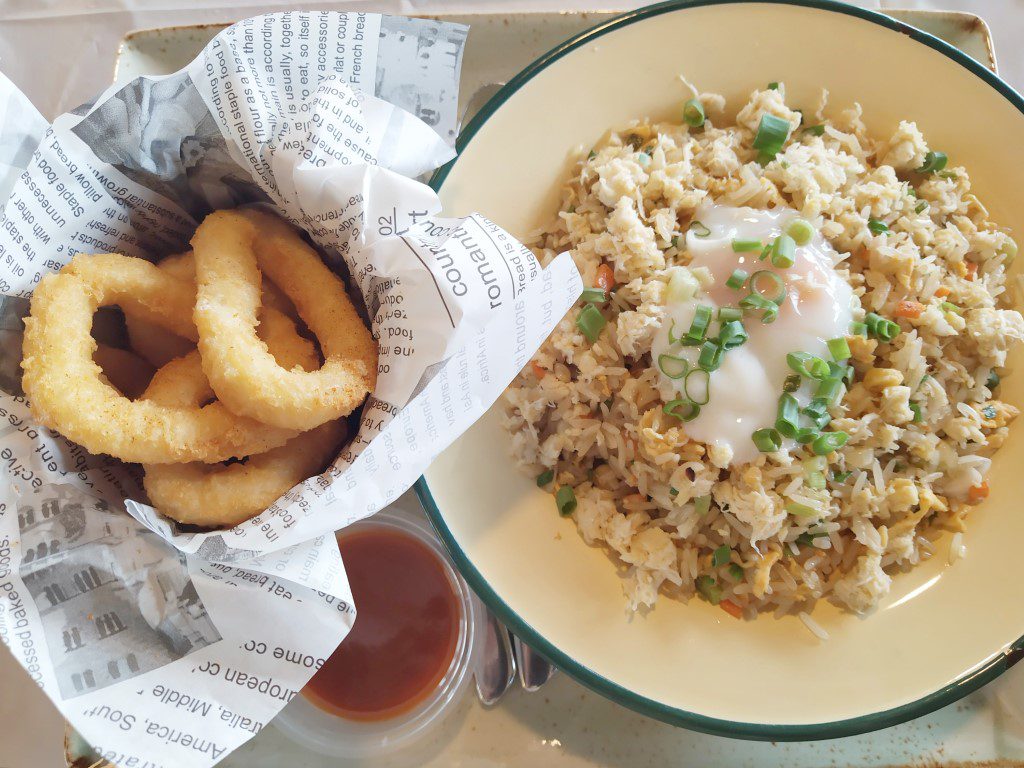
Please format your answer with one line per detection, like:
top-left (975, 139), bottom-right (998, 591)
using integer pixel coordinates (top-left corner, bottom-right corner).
top-left (417, 0), bottom-right (1024, 740)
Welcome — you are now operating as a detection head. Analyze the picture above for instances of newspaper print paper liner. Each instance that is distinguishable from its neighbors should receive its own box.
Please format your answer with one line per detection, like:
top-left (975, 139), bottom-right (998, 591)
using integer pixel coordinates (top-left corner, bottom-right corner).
top-left (0, 12), bottom-right (581, 768)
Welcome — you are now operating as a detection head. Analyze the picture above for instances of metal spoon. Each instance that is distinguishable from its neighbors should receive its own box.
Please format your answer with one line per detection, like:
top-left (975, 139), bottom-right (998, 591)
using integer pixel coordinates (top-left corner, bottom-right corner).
top-left (474, 609), bottom-right (517, 706)
top-left (512, 634), bottom-right (557, 692)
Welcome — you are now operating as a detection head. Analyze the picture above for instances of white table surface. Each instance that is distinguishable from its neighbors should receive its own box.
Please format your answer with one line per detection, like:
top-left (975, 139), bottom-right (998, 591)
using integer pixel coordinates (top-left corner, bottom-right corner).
top-left (2, 2), bottom-right (1024, 767)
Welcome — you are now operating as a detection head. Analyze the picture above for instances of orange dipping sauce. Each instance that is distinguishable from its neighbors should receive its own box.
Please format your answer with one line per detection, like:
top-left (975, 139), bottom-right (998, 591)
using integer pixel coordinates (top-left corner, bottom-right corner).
top-left (303, 526), bottom-right (461, 721)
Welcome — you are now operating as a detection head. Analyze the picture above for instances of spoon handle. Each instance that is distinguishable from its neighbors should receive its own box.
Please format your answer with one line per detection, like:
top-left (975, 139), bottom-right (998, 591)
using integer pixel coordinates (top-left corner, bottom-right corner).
top-left (513, 633), bottom-right (557, 693)
top-left (474, 608), bottom-right (517, 706)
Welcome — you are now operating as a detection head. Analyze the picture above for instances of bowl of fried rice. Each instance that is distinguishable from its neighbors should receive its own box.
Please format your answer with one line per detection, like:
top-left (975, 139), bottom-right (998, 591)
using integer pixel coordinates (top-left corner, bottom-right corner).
top-left (417, 0), bottom-right (1024, 738)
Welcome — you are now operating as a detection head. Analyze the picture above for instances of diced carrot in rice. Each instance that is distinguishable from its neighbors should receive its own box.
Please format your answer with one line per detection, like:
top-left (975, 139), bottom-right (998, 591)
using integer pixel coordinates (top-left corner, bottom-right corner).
top-left (968, 481), bottom-right (989, 502)
top-left (895, 300), bottom-right (924, 318)
top-left (720, 599), bottom-right (743, 619)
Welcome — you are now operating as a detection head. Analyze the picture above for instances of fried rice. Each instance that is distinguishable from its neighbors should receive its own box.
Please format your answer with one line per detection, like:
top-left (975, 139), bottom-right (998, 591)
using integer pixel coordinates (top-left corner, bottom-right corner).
top-left (503, 83), bottom-right (1024, 620)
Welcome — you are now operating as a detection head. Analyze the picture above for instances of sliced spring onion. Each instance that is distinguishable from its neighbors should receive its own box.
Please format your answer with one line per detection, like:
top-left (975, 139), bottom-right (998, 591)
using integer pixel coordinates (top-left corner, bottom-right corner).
top-left (694, 495), bottom-right (711, 515)
top-left (786, 501), bottom-right (818, 517)
top-left (806, 471), bottom-right (826, 490)
top-left (698, 340), bottom-right (724, 371)
top-left (664, 398), bottom-right (701, 422)
top-left (850, 320), bottom-right (868, 337)
top-left (982, 405), bottom-right (998, 420)
top-left (580, 287), bottom-right (607, 304)
top-left (803, 456), bottom-right (827, 473)
top-left (827, 336), bottom-right (851, 361)
top-left (917, 150), bottom-right (948, 173)
top-left (802, 397), bottom-right (829, 419)
top-left (770, 234), bottom-right (796, 268)
top-left (718, 306), bottom-right (743, 323)
top-left (879, 320), bottom-right (900, 343)
top-left (776, 393), bottom-right (800, 438)
top-left (865, 312), bottom-right (900, 342)
top-left (576, 303), bottom-right (606, 343)
top-left (938, 170), bottom-right (958, 180)
top-left (909, 401), bottom-right (923, 423)
top-left (726, 269), bottom-right (749, 289)
top-left (685, 369), bottom-right (711, 405)
top-left (786, 218), bottom-right (815, 246)
top-left (815, 377), bottom-right (844, 405)
top-left (787, 352), bottom-right (830, 380)
top-left (752, 113), bottom-right (791, 162)
top-left (695, 575), bottom-right (722, 605)
top-left (867, 218), bottom-right (889, 235)
top-left (915, 200), bottom-right (929, 214)
top-left (752, 427), bottom-right (782, 453)
top-left (689, 220), bottom-right (711, 238)
top-left (717, 320), bottom-right (749, 351)
top-left (637, 152), bottom-right (651, 166)
top-left (832, 470), bottom-right (852, 483)
top-left (732, 239), bottom-right (763, 253)
top-left (712, 545), bottom-right (731, 567)
top-left (987, 371), bottom-right (1001, 390)
top-left (812, 431), bottom-right (849, 456)
top-left (767, 81), bottom-right (780, 90)
top-left (686, 304), bottom-right (713, 343)
top-left (667, 318), bottom-right (684, 345)
top-left (783, 374), bottom-right (802, 393)
top-left (815, 377), bottom-right (843, 406)
top-left (683, 98), bottom-right (706, 128)
top-left (941, 301), bottom-right (963, 315)
top-left (657, 354), bottom-right (689, 380)
top-left (670, 487), bottom-right (679, 496)
top-left (795, 427), bottom-right (818, 444)
top-left (555, 486), bottom-right (577, 516)
top-left (750, 270), bottom-right (786, 304)
top-left (804, 398), bottom-right (832, 430)
top-left (803, 124), bottom-right (826, 137)
top-left (739, 292), bottom-right (780, 324)
top-left (536, 469), bottom-right (554, 487)
top-left (795, 532), bottom-right (816, 547)
top-left (728, 563), bottom-right (744, 581)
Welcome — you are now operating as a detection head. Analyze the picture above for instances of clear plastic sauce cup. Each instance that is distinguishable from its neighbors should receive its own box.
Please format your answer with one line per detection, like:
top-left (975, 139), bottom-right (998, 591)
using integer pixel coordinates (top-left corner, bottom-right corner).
top-left (273, 498), bottom-right (483, 761)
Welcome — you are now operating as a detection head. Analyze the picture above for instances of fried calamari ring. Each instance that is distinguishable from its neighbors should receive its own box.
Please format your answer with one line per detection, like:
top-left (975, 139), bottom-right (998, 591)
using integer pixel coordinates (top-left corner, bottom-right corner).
top-left (22, 254), bottom-right (300, 464)
top-left (126, 251), bottom-right (298, 368)
top-left (192, 209), bottom-right (377, 431)
top-left (125, 253), bottom-right (199, 368)
top-left (143, 420), bottom-right (346, 527)
top-left (93, 345), bottom-right (155, 399)
top-left (142, 310), bottom-right (345, 527)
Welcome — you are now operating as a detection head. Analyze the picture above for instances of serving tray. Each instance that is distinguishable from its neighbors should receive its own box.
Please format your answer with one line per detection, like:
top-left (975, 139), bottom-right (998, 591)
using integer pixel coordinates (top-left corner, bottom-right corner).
top-left (54, 7), bottom-right (1021, 768)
